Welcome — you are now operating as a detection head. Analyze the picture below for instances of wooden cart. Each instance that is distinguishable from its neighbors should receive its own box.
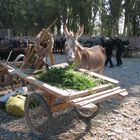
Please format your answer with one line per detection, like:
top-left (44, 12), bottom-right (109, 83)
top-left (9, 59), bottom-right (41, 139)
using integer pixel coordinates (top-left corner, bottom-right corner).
top-left (1, 62), bottom-right (128, 138)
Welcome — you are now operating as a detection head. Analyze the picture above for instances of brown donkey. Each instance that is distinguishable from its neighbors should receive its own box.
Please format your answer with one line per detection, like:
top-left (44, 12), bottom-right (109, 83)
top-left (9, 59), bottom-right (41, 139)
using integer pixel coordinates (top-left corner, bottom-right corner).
top-left (64, 25), bottom-right (106, 74)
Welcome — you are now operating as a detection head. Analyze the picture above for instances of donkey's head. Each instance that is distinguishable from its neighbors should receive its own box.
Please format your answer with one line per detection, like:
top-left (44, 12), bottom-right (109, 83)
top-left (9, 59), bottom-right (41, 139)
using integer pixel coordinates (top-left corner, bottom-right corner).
top-left (64, 25), bottom-right (84, 64)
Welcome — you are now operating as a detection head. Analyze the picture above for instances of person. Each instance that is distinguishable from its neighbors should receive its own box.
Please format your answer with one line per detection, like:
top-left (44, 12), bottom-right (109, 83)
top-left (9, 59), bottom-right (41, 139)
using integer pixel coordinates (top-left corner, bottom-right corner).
top-left (104, 37), bottom-right (114, 67)
top-left (114, 36), bottom-right (123, 66)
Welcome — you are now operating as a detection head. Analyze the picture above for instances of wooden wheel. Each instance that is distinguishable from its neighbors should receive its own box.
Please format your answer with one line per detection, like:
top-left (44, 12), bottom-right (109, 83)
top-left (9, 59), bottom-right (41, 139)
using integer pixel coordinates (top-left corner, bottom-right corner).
top-left (74, 104), bottom-right (99, 119)
top-left (24, 93), bottom-right (53, 138)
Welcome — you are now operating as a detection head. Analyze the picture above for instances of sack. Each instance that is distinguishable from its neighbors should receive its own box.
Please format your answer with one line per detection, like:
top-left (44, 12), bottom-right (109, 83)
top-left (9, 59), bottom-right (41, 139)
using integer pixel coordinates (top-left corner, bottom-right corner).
top-left (6, 95), bottom-right (26, 117)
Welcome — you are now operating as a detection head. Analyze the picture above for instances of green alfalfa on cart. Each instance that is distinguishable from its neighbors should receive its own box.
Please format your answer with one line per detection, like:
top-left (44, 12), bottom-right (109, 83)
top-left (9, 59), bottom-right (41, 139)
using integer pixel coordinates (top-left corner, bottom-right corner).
top-left (35, 65), bottom-right (106, 91)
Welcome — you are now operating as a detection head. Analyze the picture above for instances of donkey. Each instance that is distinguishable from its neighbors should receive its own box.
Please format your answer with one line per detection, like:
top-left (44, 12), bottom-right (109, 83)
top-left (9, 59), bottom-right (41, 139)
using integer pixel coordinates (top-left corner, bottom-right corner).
top-left (64, 25), bottom-right (106, 74)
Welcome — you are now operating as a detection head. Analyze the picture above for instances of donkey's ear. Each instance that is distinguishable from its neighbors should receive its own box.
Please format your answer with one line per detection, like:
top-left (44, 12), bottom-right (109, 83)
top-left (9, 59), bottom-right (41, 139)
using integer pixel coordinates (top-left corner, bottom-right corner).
top-left (75, 24), bottom-right (84, 39)
top-left (64, 25), bottom-right (70, 36)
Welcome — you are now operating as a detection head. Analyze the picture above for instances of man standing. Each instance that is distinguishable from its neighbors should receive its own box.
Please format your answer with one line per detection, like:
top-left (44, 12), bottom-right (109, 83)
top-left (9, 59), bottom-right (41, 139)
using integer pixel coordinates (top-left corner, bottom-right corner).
top-left (115, 37), bottom-right (123, 66)
top-left (104, 37), bottom-right (114, 67)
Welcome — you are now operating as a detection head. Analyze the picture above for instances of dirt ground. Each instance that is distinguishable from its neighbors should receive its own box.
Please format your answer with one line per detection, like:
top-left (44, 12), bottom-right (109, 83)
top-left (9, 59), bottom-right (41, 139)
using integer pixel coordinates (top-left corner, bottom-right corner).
top-left (0, 54), bottom-right (140, 140)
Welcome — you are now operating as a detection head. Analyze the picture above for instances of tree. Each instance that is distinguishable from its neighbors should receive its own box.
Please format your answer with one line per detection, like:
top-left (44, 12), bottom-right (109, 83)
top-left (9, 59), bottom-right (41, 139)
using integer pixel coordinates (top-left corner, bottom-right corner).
top-left (0, 0), bottom-right (139, 37)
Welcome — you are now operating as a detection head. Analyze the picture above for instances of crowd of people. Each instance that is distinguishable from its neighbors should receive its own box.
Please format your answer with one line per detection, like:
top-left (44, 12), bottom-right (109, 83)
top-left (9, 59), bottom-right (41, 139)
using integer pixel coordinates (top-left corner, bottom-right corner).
top-left (0, 35), bottom-right (130, 68)
top-left (0, 37), bottom-right (31, 50)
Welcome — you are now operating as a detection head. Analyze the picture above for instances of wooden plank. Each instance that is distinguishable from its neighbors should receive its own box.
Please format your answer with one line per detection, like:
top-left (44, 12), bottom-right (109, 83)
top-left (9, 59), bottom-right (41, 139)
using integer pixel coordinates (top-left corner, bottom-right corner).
top-left (42, 93), bottom-right (56, 107)
top-left (75, 103), bottom-right (98, 112)
top-left (73, 89), bottom-right (127, 106)
top-left (4, 64), bottom-right (69, 99)
top-left (52, 62), bottom-right (68, 68)
top-left (6, 50), bottom-right (13, 63)
top-left (119, 91), bottom-right (128, 97)
top-left (115, 91), bottom-right (128, 99)
top-left (9, 61), bottom-right (23, 67)
top-left (51, 102), bottom-right (70, 112)
top-left (78, 69), bottom-right (119, 84)
top-left (71, 87), bottom-right (121, 103)
top-left (67, 84), bottom-right (112, 100)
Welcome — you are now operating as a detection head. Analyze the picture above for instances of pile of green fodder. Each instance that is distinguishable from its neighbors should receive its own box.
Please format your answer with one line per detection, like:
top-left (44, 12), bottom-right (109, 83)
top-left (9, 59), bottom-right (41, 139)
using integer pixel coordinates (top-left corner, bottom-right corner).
top-left (34, 65), bottom-right (106, 91)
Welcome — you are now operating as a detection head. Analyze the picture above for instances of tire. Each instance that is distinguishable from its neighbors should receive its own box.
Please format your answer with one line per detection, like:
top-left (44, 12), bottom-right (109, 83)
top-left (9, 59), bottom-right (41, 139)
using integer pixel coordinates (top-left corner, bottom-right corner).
top-left (24, 93), bottom-right (53, 138)
top-left (75, 104), bottom-right (99, 120)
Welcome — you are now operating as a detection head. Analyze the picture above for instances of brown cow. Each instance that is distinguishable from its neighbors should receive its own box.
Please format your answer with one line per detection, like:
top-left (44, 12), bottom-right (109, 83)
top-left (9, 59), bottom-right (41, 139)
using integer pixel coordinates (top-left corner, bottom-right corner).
top-left (64, 25), bottom-right (106, 74)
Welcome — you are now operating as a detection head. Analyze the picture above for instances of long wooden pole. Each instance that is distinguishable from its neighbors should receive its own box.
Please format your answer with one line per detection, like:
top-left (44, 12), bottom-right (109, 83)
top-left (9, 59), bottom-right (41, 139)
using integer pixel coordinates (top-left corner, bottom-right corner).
top-left (47, 18), bottom-right (58, 30)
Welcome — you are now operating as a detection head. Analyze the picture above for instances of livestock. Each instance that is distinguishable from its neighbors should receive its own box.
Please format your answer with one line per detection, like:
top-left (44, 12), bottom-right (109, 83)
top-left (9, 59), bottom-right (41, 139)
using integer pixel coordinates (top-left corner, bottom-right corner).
top-left (64, 25), bottom-right (106, 74)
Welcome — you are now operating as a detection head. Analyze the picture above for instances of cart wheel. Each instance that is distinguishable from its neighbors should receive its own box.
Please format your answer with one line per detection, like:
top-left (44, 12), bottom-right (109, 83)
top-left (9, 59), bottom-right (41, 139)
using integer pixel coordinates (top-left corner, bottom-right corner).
top-left (24, 93), bottom-right (53, 138)
top-left (74, 104), bottom-right (99, 120)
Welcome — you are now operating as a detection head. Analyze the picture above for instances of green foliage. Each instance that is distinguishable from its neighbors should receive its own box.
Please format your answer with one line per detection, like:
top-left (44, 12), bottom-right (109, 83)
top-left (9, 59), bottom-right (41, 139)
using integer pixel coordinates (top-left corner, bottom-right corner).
top-left (0, 0), bottom-right (139, 36)
top-left (35, 66), bottom-right (104, 91)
